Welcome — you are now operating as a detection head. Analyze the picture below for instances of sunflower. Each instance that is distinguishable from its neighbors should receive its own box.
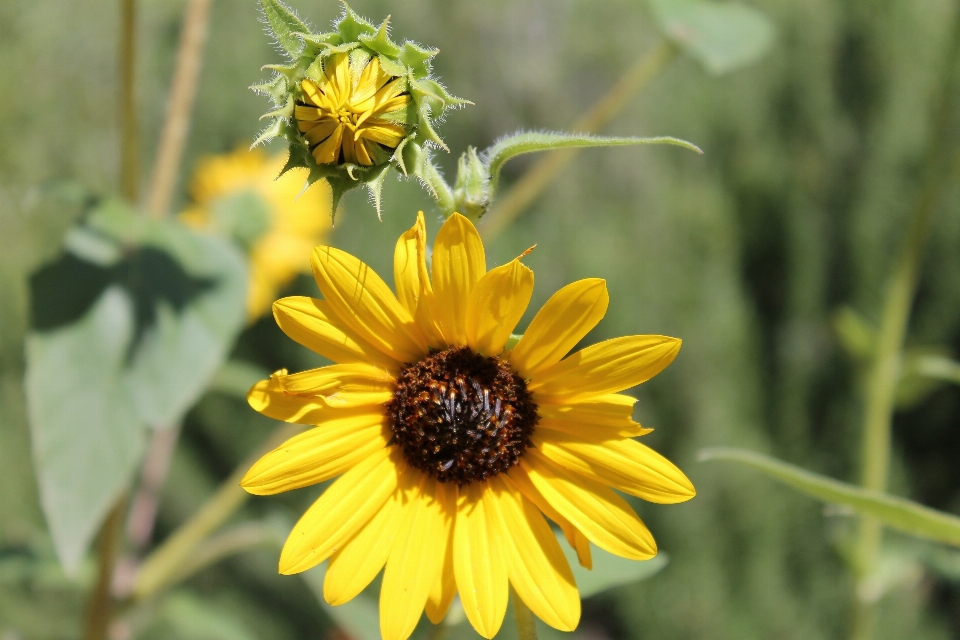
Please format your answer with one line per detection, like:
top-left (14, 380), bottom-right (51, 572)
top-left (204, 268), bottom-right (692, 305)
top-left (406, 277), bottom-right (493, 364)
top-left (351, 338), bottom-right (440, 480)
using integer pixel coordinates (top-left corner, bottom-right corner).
top-left (296, 52), bottom-right (411, 167)
top-left (242, 212), bottom-right (695, 640)
top-left (180, 147), bottom-right (331, 320)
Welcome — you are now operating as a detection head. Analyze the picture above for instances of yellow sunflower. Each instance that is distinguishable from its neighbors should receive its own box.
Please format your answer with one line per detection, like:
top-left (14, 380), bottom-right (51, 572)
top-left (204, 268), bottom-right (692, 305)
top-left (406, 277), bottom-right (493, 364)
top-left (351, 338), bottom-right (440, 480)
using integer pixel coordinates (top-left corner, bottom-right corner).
top-left (296, 52), bottom-right (411, 166)
top-left (181, 147), bottom-right (331, 320)
top-left (242, 212), bottom-right (695, 640)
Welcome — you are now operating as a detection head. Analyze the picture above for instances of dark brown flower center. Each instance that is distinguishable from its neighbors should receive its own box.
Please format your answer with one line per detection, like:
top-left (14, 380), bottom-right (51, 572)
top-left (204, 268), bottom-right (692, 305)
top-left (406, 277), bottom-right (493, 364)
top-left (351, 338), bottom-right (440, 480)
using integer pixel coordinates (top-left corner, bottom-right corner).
top-left (387, 346), bottom-right (538, 484)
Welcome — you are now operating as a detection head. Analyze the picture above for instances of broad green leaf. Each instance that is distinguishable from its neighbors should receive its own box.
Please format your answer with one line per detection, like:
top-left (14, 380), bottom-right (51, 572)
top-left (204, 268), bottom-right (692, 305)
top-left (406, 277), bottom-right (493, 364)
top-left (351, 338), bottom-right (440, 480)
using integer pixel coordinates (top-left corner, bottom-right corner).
top-left (259, 0), bottom-right (309, 59)
top-left (301, 563), bottom-right (381, 640)
top-left (555, 530), bottom-right (668, 597)
top-left (209, 360), bottom-right (270, 399)
top-left (484, 132), bottom-right (702, 196)
top-left (25, 201), bottom-right (247, 572)
top-left (649, 0), bottom-right (775, 75)
top-left (699, 447), bottom-right (960, 547)
top-left (145, 591), bottom-right (259, 640)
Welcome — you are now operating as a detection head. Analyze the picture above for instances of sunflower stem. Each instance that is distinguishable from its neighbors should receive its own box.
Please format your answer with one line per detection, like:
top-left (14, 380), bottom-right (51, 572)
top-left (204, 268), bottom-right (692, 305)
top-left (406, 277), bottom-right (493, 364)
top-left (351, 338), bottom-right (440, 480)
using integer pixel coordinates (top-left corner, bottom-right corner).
top-left (133, 424), bottom-right (301, 600)
top-left (849, 11), bottom-right (960, 639)
top-left (145, 0), bottom-right (213, 218)
top-left (118, 0), bottom-right (139, 203)
top-left (511, 586), bottom-right (538, 640)
top-left (480, 41), bottom-right (678, 239)
top-left (82, 495), bottom-right (127, 640)
top-left (423, 159), bottom-right (458, 218)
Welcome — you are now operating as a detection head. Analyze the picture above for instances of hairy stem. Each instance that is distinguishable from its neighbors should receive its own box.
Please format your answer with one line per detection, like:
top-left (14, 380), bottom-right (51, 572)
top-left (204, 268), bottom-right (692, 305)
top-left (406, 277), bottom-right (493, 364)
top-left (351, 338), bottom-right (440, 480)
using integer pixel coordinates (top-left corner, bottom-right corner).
top-left (119, 0), bottom-right (138, 203)
top-left (145, 0), bottom-right (213, 218)
top-left (480, 41), bottom-right (677, 239)
top-left (423, 159), bottom-right (457, 218)
top-left (512, 587), bottom-right (538, 640)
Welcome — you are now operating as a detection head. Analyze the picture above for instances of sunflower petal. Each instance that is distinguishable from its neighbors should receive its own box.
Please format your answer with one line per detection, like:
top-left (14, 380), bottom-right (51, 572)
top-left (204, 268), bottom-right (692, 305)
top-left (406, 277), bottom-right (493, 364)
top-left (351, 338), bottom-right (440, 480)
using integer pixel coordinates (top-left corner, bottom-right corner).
top-left (425, 515), bottom-right (457, 624)
top-left (488, 475), bottom-right (580, 632)
top-left (381, 474), bottom-right (455, 640)
top-left (311, 246), bottom-right (428, 362)
top-left (241, 413), bottom-right (387, 495)
top-left (466, 259), bottom-right (534, 357)
top-left (432, 213), bottom-right (486, 346)
top-left (538, 395), bottom-right (650, 437)
top-left (509, 279), bottom-right (608, 377)
top-left (530, 335), bottom-right (681, 403)
top-left (247, 372), bottom-right (327, 424)
top-left (521, 451), bottom-right (657, 559)
top-left (533, 432), bottom-right (696, 504)
top-left (273, 297), bottom-right (399, 370)
top-left (279, 447), bottom-right (399, 574)
top-left (279, 363), bottom-right (394, 395)
top-left (453, 481), bottom-right (508, 639)
top-left (323, 487), bottom-right (405, 605)
top-left (538, 418), bottom-right (651, 441)
top-left (394, 214), bottom-right (423, 318)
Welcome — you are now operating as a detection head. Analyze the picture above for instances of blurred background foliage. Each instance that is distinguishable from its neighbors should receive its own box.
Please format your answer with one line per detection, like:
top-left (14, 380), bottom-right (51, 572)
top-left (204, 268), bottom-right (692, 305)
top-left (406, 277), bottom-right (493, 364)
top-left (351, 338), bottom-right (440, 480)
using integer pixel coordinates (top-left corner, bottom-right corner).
top-left (3, 0), bottom-right (960, 639)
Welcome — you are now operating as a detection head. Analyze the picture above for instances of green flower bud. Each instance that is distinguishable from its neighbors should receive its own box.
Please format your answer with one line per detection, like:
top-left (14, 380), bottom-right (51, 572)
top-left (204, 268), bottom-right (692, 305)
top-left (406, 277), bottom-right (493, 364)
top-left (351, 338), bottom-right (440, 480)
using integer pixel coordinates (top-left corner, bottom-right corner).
top-left (452, 147), bottom-right (490, 220)
top-left (253, 0), bottom-right (469, 218)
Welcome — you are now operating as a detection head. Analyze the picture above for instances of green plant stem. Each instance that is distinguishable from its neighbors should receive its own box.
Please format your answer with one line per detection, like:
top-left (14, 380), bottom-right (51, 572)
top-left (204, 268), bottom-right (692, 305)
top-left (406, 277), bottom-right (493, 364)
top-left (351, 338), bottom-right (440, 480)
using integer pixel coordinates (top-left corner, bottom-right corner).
top-left (119, 0), bottom-right (138, 203)
top-left (133, 423), bottom-right (300, 600)
top-left (82, 496), bottom-right (127, 640)
top-left (145, 0), bottom-right (213, 218)
top-left (424, 159), bottom-right (457, 217)
top-left (850, 12), bottom-right (960, 639)
top-left (480, 41), bottom-right (678, 239)
top-left (512, 586), bottom-right (538, 640)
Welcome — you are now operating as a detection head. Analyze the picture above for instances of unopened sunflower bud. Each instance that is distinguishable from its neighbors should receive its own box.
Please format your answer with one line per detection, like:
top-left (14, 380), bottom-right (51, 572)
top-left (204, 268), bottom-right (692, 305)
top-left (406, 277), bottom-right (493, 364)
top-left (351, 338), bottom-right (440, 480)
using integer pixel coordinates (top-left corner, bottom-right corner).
top-left (253, 0), bottom-right (469, 218)
top-left (452, 147), bottom-right (490, 220)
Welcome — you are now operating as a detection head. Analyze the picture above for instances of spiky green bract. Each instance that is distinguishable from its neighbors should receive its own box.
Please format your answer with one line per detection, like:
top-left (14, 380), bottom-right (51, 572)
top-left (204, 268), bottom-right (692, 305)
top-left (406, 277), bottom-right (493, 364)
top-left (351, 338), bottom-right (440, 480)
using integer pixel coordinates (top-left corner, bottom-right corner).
top-left (452, 146), bottom-right (489, 219)
top-left (253, 0), bottom-right (468, 219)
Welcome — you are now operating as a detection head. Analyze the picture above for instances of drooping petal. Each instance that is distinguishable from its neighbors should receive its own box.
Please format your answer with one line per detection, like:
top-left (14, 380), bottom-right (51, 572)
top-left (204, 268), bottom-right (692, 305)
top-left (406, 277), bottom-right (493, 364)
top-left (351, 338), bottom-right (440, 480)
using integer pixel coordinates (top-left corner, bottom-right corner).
top-left (465, 259), bottom-right (534, 357)
top-left (279, 447), bottom-right (399, 574)
top-left (530, 335), bottom-right (682, 403)
top-left (453, 481), bottom-right (508, 639)
top-left (431, 213), bottom-right (486, 346)
top-left (425, 513), bottom-right (458, 624)
top-left (323, 487), bottom-right (404, 605)
top-left (311, 246), bottom-right (428, 363)
top-left (506, 466), bottom-right (592, 569)
top-left (509, 279), bottom-right (608, 377)
top-left (533, 432), bottom-right (695, 504)
top-left (537, 394), bottom-right (649, 437)
top-left (393, 213), bottom-right (423, 318)
top-left (273, 297), bottom-right (400, 370)
top-left (380, 474), bottom-right (455, 640)
top-left (520, 451), bottom-right (657, 560)
top-left (247, 371), bottom-right (327, 424)
top-left (487, 475), bottom-right (580, 632)
top-left (241, 413), bottom-right (388, 495)
top-left (279, 363), bottom-right (394, 395)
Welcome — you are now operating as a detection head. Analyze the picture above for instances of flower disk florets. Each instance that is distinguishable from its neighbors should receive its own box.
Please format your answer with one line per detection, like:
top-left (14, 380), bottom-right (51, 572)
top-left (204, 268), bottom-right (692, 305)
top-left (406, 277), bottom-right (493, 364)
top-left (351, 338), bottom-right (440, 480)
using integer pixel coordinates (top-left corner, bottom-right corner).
top-left (387, 347), bottom-right (538, 485)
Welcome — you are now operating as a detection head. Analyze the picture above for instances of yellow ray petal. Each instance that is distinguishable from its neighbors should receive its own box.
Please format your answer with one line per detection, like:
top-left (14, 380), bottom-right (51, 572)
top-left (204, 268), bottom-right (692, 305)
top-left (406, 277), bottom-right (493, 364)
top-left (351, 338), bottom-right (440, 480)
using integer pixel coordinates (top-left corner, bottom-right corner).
top-left (532, 432), bottom-right (695, 504)
top-left (538, 394), bottom-right (648, 437)
top-left (324, 479), bottom-right (406, 605)
top-left (295, 105), bottom-right (324, 122)
top-left (279, 363), bottom-right (394, 395)
top-left (300, 78), bottom-right (326, 107)
top-left (509, 279), bottom-right (608, 377)
top-left (304, 119), bottom-right (340, 146)
top-left (538, 418), bottom-right (651, 441)
top-left (520, 451), bottom-right (657, 560)
top-left (247, 371), bottom-right (327, 424)
top-left (529, 335), bottom-right (682, 403)
top-left (394, 213), bottom-right (423, 318)
top-left (311, 245), bottom-right (428, 363)
top-left (431, 213), bottom-right (486, 346)
top-left (465, 259), bottom-right (534, 357)
top-left (272, 297), bottom-right (400, 370)
top-left (572, 529), bottom-right (593, 570)
top-left (360, 122), bottom-right (408, 147)
top-left (279, 447), bottom-right (399, 574)
top-left (505, 466), bottom-right (591, 569)
top-left (425, 510), bottom-right (457, 624)
top-left (312, 124), bottom-right (344, 164)
top-left (240, 413), bottom-right (388, 495)
top-left (380, 475), bottom-right (455, 640)
top-left (350, 56), bottom-right (385, 105)
top-left (487, 475), bottom-right (580, 632)
top-left (453, 481), bottom-right (508, 639)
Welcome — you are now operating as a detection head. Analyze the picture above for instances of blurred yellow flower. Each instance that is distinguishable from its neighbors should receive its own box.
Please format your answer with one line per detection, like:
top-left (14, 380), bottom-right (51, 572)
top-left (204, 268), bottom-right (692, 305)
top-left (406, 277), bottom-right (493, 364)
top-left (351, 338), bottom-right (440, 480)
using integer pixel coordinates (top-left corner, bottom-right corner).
top-left (181, 148), bottom-right (330, 320)
top-left (296, 53), bottom-right (411, 166)
top-left (242, 212), bottom-right (695, 640)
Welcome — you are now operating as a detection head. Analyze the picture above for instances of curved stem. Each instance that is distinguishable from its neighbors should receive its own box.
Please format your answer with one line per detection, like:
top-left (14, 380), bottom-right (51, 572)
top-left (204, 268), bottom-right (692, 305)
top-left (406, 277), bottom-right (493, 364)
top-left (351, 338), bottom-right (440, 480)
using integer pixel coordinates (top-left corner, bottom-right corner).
top-left (511, 586), bottom-right (538, 640)
top-left (423, 159), bottom-right (457, 217)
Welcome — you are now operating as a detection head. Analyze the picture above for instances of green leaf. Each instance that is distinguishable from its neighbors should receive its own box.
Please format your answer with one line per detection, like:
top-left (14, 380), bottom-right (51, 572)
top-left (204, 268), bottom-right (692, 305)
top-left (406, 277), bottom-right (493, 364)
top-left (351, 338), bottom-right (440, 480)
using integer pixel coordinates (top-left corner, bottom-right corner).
top-left (209, 360), bottom-right (270, 399)
top-left (147, 591), bottom-right (259, 640)
top-left (699, 447), bottom-right (960, 547)
top-left (25, 201), bottom-right (247, 572)
top-left (259, 0), bottom-right (309, 59)
top-left (649, 0), bottom-right (775, 75)
top-left (483, 132), bottom-right (702, 196)
top-left (554, 530), bottom-right (668, 597)
top-left (301, 563), bottom-right (381, 640)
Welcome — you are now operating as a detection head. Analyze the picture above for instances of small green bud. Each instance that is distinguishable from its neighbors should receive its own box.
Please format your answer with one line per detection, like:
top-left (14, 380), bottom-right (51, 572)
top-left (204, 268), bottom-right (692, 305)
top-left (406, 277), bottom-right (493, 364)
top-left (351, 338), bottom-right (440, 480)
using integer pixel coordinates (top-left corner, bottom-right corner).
top-left (254, 0), bottom-right (469, 218)
top-left (452, 147), bottom-right (490, 220)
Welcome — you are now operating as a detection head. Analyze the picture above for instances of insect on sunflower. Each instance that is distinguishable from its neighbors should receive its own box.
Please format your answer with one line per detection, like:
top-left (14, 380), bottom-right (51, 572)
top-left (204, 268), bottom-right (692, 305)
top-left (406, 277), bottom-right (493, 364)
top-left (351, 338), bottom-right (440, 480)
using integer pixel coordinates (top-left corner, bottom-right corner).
top-left (242, 212), bottom-right (695, 640)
